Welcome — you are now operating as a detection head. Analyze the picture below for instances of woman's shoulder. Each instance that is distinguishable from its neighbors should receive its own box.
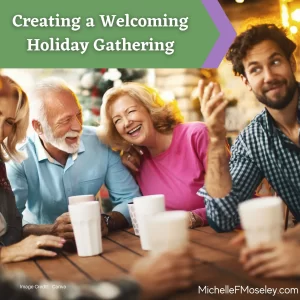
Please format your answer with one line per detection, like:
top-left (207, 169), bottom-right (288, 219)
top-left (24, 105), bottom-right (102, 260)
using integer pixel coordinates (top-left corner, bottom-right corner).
top-left (175, 122), bottom-right (207, 136)
top-left (171, 123), bottom-right (208, 148)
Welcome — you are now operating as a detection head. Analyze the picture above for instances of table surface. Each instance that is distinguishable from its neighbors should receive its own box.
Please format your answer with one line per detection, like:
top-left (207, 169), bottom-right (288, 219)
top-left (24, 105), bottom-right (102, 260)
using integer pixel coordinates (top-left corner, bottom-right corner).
top-left (4, 227), bottom-right (300, 299)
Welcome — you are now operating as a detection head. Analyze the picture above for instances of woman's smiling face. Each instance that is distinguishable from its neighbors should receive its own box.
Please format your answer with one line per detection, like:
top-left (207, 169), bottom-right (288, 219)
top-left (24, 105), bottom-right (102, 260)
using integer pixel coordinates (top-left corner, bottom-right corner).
top-left (110, 95), bottom-right (155, 146)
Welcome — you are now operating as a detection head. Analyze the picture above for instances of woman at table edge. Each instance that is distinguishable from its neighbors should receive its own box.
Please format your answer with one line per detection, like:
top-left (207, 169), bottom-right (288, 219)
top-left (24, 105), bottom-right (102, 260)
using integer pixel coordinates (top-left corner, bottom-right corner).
top-left (98, 82), bottom-right (210, 229)
top-left (0, 75), bottom-right (65, 263)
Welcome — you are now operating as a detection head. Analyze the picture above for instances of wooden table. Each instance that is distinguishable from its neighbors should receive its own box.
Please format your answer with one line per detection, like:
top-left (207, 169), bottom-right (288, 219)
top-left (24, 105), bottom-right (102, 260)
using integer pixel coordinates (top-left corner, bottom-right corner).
top-left (4, 227), bottom-right (300, 299)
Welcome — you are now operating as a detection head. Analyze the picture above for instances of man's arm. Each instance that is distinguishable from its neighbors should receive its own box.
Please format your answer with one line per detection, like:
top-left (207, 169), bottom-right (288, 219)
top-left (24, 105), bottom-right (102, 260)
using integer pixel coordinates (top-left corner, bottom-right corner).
top-left (23, 213), bottom-right (74, 239)
top-left (198, 136), bottom-right (264, 232)
top-left (22, 224), bottom-right (53, 237)
top-left (105, 149), bottom-right (141, 229)
top-left (206, 139), bottom-right (232, 198)
top-left (198, 80), bottom-right (263, 232)
top-left (198, 80), bottom-right (232, 197)
top-left (102, 211), bottom-right (130, 233)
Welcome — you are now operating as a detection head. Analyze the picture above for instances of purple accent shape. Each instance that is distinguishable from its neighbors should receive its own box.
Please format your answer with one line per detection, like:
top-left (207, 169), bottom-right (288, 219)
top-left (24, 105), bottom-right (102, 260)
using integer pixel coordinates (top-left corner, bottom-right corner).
top-left (201, 0), bottom-right (236, 68)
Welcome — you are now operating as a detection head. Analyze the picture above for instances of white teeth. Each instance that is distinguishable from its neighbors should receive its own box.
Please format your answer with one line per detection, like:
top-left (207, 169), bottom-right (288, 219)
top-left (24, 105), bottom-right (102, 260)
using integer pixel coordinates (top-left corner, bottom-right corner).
top-left (128, 125), bottom-right (141, 134)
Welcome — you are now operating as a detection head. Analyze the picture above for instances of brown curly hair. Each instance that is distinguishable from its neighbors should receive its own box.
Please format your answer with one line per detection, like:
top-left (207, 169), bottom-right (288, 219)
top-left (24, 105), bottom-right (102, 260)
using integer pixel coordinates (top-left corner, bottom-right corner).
top-left (226, 23), bottom-right (297, 76)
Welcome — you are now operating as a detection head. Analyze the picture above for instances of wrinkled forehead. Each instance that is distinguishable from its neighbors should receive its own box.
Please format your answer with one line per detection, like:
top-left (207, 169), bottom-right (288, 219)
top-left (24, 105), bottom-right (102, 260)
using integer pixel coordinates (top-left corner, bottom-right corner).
top-left (109, 94), bottom-right (139, 116)
top-left (44, 90), bottom-right (81, 119)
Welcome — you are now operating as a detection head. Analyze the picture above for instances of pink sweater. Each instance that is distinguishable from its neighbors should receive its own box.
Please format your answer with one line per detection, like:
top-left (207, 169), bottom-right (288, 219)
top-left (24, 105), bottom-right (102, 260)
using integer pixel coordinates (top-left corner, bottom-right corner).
top-left (136, 122), bottom-right (209, 225)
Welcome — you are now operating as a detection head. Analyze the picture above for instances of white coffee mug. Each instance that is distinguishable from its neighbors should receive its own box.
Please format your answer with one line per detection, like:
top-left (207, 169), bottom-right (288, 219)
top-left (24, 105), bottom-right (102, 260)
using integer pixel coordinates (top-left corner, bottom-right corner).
top-left (238, 197), bottom-right (284, 247)
top-left (69, 201), bottom-right (102, 257)
top-left (68, 194), bottom-right (95, 205)
top-left (128, 202), bottom-right (139, 236)
top-left (147, 210), bottom-right (189, 255)
top-left (133, 194), bottom-right (166, 250)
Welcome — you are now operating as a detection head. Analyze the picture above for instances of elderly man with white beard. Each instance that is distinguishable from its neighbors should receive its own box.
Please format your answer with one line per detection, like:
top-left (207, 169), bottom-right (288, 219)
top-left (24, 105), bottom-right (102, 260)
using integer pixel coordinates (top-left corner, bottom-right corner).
top-left (6, 77), bottom-right (141, 239)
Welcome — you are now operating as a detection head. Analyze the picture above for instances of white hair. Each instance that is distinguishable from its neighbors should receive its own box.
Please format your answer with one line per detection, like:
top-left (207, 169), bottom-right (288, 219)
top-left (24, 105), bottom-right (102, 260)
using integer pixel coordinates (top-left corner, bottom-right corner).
top-left (29, 77), bottom-right (73, 123)
top-left (29, 77), bottom-right (82, 154)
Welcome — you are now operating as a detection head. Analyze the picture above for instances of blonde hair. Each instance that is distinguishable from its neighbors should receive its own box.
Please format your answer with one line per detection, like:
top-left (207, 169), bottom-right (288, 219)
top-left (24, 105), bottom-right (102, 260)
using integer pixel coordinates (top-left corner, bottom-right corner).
top-left (98, 82), bottom-right (184, 150)
top-left (0, 76), bottom-right (29, 162)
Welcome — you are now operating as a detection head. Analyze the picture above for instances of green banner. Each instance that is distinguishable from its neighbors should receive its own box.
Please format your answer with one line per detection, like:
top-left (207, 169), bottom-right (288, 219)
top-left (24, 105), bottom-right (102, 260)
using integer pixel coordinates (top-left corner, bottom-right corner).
top-left (0, 0), bottom-right (235, 68)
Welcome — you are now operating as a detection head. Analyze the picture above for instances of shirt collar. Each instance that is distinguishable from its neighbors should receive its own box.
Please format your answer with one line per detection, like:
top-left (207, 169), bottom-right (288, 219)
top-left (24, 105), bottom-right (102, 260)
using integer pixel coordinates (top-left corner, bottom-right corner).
top-left (76, 139), bottom-right (85, 157)
top-left (265, 82), bottom-right (300, 136)
top-left (33, 133), bottom-right (85, 163)
top-left (34, 133), bottom-right (51, 162)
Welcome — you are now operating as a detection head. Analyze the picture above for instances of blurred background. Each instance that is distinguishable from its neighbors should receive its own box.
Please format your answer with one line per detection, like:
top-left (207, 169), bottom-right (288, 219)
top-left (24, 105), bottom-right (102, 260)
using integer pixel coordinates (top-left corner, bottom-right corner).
top-left (1, 0), bottom-right (300, 144)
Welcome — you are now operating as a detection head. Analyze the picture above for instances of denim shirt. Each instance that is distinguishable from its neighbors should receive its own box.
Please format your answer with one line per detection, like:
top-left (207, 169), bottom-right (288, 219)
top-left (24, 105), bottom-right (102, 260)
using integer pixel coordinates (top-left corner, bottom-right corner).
top-left (6, 126), bottom-right (141, 226)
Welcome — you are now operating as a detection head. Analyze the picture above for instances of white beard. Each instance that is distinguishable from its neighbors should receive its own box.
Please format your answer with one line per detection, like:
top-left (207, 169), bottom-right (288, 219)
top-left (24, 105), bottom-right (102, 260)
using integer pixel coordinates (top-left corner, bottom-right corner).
top-left (42, 121), bottom-right (81, 154)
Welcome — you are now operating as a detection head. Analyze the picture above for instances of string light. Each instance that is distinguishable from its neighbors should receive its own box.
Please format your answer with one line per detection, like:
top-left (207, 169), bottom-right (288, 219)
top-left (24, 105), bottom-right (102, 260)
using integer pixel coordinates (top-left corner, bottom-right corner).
top-left (291, 8), bottom-right (300, 22)
top-left (280, 0), bottom-right (300, 34)
top-left (290, 25), bottom-right (298, 33)
top-left (281, 3), bottom-right (290, 27)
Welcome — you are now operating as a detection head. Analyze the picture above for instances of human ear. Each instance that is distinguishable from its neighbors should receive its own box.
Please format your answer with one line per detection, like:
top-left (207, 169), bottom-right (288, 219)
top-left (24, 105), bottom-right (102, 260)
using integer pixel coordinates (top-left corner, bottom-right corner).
top-left (241, 74), bottom-right (252, 91)
top-left (32, 120), bottom-right (43, 135)
top-left (289, 55), bottom-right (297, 73)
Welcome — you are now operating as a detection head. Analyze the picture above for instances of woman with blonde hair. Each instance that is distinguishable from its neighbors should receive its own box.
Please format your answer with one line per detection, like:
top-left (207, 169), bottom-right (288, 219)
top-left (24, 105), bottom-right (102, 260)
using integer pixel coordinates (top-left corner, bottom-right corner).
top-left (0, 75), bottom-right (65, 263)
top-left (98, 82), bottom-right (209, 228)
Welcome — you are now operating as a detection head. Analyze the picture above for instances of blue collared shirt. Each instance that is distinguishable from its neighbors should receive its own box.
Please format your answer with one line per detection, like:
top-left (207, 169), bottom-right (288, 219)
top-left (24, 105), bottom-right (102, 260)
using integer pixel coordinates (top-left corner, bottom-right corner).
top-left (6, 126), bottom-right (141, 225)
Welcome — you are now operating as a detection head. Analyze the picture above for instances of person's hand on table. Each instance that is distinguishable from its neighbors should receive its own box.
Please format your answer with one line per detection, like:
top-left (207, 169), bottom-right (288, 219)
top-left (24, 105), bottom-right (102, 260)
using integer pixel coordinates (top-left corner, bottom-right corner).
top-left (239, 240), bottom-right (300, 278)
top-left (60, 217), bottom-right (109, 252)
top-left (231, 224), bottom-right (300, 278)
top-left (130, 247), bottom-right (195, 299)
top-left (51, 212), bottom-right (74, 240)
top-left (0, 235), bottom-right (66, 263)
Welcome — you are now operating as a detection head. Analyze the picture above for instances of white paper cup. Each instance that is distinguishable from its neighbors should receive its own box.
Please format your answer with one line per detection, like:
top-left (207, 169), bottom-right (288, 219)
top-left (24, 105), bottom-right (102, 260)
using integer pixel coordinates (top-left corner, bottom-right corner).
top-left (133, 194), bottom-right (166, 250)
top-left (68, 194), bottom-right (95, 205)
top-left (238, 197), bottom-right (284, 247)
top-left (148, 211), bottom-right (189, 255)
top-left (69, 201), bottom-right (102, 257)
top-left (128, 202), bottom-right (139, 236)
